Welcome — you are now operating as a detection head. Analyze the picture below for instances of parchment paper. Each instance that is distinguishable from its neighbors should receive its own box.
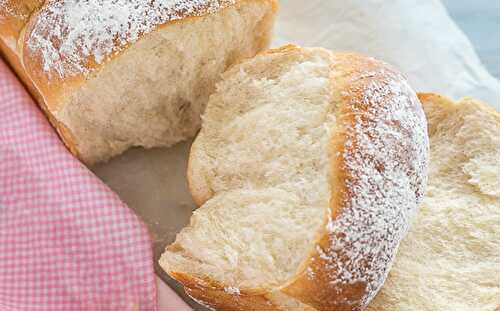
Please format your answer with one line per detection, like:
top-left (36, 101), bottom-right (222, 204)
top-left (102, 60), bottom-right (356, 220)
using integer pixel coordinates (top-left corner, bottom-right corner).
top-left (91, 1), bottom-right (500, 309)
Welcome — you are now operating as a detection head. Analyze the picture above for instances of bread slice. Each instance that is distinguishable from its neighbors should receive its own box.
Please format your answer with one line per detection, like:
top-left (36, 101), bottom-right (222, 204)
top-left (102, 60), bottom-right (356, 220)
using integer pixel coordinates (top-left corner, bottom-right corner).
top-left (368, 94), bottom-right (500, 310)
top-left (160, 45), bottom-right (430, 310)
top-left (0, 0), bottom-right (277, 164)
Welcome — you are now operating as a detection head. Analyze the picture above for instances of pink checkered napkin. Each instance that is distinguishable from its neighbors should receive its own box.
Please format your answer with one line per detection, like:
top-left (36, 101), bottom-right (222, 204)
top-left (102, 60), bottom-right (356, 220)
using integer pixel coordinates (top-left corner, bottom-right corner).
top-left (0, 60), bottom-right (158, 310)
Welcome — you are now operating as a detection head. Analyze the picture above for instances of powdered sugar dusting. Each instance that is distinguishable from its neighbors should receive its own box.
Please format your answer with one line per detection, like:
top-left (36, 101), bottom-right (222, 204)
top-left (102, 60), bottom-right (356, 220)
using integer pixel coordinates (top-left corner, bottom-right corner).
top-left (0, 0), bottom-right (18, 20)
top-left (0, 0), bottom-right (10, 11)
top-left (0, 0), bottom-right (8, 11)
top-left (317, 61), bottom-right (429, 308)
top-left (224, 286), bottom-right (240, 295)
top-left (27, 0), bottom-right (235, 78)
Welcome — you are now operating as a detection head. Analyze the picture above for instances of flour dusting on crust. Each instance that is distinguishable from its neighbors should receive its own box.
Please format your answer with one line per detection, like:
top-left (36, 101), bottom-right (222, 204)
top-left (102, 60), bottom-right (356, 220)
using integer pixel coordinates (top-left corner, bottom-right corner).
top-left (157, 48), bottom-right (429, 310)
top-left (224, 286), bottom-right (241, 295)
top-left (0, 0), bottom-right (9, 12)
top-left (26, 0), bottom-right (235, 78)
top-left (318, 60), bottom-right (429, 308)
top-left (0, 0), bottom-right (17, 19)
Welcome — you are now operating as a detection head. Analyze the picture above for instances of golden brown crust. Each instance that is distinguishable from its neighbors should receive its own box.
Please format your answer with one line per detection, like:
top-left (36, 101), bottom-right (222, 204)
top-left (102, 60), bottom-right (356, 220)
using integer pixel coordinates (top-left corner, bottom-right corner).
top-left (172, 272), bottom-right (281, 311)
top-left (0, 0), bottom-right (81, 157)
top-left (0, 1), bottom-right (80, 155)
top-left (170, 45), bottom-right (429, 310)
top-left (0, 0), bottom-right (44, 39)
top-left (21, 0), bottom-right (278, 112)
top-left (418, 92), bottom-right (500, 138)
top-left (368, 94), bottom-right (500, 310)
top-left (0, 0), bottom-right (277, 164)
top-left (417, 93), bottom-right (458, 136)
top-left (277, 51), bottom-right (366, 310)
top-left (282, 52), bottom-right (417, 310)
top-left (0, 37), bottom-right (33, 95)
top-left (0, 0), bottom-right (44, 100)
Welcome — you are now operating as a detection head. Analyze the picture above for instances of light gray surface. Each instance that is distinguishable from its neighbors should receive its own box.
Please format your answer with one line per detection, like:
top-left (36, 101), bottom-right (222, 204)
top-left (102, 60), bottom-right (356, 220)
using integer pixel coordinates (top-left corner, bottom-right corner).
top-left (444, 0), bottom-right (500, 78)
top-left (92, 142), bottom-right (199, 309)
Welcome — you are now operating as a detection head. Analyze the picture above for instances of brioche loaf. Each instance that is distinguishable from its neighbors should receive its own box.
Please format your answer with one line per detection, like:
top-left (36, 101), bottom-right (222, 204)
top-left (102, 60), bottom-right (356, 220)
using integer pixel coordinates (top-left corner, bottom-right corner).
top-left (368, 94), bottom-right (500, 310)
top-left (160, 45), bottom-right (430, 310)
top-left (0, 0), bottom-right (277, 164)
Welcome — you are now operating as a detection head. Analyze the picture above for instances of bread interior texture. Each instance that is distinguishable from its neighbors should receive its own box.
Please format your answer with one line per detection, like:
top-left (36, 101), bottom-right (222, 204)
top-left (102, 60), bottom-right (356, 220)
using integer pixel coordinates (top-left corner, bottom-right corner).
top-left (163, 49), bottom-right (336, 289)
top-left (368, 97), bottom-right (500, 310)
top-left (55, 1), bottom-right (274, 163)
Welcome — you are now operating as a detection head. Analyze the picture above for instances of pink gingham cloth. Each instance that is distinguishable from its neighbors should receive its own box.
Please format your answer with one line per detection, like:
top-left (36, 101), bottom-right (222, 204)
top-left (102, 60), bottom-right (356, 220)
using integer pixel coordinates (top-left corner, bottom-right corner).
top-left (0, 60), bottom-right (187, 310)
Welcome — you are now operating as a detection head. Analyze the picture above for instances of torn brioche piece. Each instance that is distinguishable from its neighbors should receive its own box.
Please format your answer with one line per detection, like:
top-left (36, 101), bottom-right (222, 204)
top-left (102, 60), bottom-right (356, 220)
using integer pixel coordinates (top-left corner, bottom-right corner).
top-left (369, 94), bottom-right (500, 311)
top-left (0, 0), bottom-right (277, 164)
top-left (160, 45), bottom-right (430, 310)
